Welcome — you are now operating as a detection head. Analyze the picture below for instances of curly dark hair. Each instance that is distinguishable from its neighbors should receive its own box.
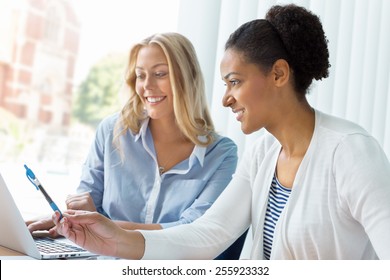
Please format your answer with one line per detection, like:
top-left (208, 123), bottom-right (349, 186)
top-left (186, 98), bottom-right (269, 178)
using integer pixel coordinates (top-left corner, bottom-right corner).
top-left (225, 4), bottom-right (330, 97)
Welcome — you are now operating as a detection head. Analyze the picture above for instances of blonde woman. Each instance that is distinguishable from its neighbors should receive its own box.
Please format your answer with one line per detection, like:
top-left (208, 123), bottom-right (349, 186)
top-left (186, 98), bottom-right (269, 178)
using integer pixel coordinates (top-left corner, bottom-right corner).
top-left (29, 33), bottom-right (241, 257)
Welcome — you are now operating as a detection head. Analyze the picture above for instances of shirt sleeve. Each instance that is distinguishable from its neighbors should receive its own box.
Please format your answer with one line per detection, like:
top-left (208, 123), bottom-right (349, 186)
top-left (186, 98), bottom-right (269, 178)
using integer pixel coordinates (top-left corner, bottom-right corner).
top-left (160, 137), bottom-right (238, 228)
top-left (334, 134), bottom-right (390, 259)
top-left (76, 118), bottom-right (112, 216)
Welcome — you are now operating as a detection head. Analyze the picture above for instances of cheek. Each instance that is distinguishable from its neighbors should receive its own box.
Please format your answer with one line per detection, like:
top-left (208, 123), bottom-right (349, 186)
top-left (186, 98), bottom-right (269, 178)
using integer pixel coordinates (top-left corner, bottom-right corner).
top-left (160, 83), bottom-right (174, 100)
top-left (160, 80), bottom-right (172, 94)
top-left (236, 86), bottom-right (259, 106)
top-left (135, 81), bottom-right (144, 96)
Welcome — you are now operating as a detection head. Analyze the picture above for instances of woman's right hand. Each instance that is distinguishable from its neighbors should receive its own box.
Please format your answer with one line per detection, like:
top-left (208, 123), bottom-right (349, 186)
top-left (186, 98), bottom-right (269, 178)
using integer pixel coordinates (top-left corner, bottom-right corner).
top-left (52, 210), bottom-right (145, 259)
top-left (52, 210), bottom-right (122, 257)
top-left (66, 192), bottom-right (97, 212)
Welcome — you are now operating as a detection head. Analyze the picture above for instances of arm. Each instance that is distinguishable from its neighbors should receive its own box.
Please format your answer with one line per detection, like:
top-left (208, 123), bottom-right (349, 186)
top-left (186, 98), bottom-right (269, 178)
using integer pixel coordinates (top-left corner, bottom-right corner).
top-left (114, 221), bottom-right (162, 230)
top-left (77, 116), bottom-right (120, 215)
top-left (335, 134), bottom-right (390, 259)
top-left (76, 126), bottom-right (106, 214)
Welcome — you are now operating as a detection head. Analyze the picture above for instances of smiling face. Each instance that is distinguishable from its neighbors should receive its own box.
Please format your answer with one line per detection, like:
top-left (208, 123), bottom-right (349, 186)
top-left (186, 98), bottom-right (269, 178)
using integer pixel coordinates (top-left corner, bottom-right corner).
top-left (135, 44), bottom-right (174, 121)
top-left (220, 49), bottom-right (277, 134)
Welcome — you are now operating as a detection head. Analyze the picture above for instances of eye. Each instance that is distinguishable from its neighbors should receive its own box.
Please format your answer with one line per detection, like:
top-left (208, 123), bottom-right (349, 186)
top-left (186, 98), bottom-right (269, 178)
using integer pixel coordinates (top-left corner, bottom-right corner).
top-left (155, 71), bottom-right (168, 78)
top-left (135, 73), bottom-right (145, 79)
top-left (230, 79), bottom-right (240, 86)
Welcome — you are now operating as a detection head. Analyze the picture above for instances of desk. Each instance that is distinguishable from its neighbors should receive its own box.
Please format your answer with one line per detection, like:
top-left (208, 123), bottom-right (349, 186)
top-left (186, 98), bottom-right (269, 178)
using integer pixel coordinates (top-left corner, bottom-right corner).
top-left (0, 245), bottom-right (25, 256)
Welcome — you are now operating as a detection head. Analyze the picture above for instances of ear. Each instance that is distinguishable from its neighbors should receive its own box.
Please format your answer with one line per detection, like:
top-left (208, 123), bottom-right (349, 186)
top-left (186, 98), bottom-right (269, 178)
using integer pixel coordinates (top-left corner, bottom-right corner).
top-left (272, 59), bottom-right (290, 87)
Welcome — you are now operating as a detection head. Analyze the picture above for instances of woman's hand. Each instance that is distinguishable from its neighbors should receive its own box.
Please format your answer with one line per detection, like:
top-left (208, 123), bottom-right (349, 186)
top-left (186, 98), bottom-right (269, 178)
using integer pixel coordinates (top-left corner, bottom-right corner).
top-left (26, 215), bottom-right (60, 237)
top-left (52, 210), bottom-right (119, 256)
top-left (66, 192), bottom-right (97, 212)
top-left (52, 210), bottom-right (146, 259)
top-left (26, 192), bottom-right (96, 237)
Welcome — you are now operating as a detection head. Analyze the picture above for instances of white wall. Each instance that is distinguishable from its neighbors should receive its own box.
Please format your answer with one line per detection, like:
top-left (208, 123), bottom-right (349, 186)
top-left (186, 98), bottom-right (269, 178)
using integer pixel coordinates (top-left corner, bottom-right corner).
top-left (177, 0), bottom-right (390, 160)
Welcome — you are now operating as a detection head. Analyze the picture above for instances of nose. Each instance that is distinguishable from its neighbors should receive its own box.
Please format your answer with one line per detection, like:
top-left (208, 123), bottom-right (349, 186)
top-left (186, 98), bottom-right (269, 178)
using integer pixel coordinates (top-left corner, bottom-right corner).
top-left (222, 91), bottom-right (235, 108)
top-left (143, 75), bottom-right (155, 90)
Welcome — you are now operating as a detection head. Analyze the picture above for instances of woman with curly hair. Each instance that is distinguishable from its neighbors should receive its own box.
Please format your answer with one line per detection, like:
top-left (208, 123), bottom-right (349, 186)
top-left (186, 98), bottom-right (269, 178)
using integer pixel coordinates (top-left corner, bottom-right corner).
top-left (52, 4), bottom-right (390, 260)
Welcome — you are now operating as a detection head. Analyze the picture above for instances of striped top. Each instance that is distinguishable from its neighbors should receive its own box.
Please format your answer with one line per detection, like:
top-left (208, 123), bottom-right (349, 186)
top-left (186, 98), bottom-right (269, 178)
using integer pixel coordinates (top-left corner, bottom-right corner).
top-left (263, 174), bottom-right (292, 260)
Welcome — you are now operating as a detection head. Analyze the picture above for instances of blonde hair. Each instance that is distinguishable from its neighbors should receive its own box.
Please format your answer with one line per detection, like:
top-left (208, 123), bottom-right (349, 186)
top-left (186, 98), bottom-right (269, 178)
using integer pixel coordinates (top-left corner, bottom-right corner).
top-left (113, 32), bottom-right (215, 151)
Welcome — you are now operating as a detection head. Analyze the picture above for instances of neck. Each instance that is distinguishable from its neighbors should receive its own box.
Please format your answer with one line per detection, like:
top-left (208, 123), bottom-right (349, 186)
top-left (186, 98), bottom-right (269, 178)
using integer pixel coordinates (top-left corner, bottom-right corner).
top-left (149, 117), bottom-right (194, 175)
top-left (149, 117), bottom-right (188, 144)
top-left (268, 98), bottom-right (315, 158)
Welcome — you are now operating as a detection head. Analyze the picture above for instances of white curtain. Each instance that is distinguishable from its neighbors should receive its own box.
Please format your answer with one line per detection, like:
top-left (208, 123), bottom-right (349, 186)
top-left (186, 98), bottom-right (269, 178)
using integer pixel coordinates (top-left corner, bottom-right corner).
top-left (177, 0), bottom-right (390, 160)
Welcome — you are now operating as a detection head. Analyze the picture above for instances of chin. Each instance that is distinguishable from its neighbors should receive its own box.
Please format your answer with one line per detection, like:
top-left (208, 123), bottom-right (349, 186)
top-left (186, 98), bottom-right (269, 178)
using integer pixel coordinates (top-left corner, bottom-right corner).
top-left (241, 124), bottom-right (261, 135)
top-left (241, 126), bottom-right (253, 135)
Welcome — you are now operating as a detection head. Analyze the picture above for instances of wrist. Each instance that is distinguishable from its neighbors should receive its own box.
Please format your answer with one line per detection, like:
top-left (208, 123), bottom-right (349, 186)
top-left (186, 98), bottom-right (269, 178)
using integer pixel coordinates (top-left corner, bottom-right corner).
top-left (115, 230), bottom-right (145, 259)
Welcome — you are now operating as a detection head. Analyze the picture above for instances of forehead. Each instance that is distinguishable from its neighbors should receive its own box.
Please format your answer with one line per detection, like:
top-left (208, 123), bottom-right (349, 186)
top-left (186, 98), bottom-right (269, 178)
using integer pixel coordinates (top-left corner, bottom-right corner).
top-left (220, 49), bottom-right (261, 78)
top-left (136, 44), bottom-right (167, 66)
top-left (220, 49), bottom-right (245, 70)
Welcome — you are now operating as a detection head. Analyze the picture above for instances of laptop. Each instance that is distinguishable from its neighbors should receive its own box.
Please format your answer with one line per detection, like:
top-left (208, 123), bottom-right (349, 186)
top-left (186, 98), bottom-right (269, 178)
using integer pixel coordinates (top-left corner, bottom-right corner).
top-left (0, 172), bottom-right (96, 259)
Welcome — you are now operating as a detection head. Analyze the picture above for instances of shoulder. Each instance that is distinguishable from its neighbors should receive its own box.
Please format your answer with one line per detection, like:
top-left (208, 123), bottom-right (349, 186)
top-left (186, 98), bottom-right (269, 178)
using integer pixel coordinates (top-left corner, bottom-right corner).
top-left (316, 110), bottom-right (369, 137)
top-left (314, 110), bottom-right (389, 171)
top-left (314, 110), bottom-right (379, 154)
top-left (207, 133), bottom-right (238, 154)
top-left (96, 112), bottom-right (120, 133)
top-left (92, 112), bottom-right (121, 144)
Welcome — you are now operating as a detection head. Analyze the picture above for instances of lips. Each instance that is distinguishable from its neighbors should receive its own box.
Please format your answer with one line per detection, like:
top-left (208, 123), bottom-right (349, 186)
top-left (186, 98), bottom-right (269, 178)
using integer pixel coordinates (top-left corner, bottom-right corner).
top-left (233, 108), bottom-right (245, 121)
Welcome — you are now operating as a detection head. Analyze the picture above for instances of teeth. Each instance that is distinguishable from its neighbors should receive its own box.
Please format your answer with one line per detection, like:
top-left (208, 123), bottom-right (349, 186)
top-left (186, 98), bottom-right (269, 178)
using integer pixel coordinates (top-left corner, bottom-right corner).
top-left (147, 97), bottom-right (165, 103)
top-left (235, 109), bottom-right (245, 117)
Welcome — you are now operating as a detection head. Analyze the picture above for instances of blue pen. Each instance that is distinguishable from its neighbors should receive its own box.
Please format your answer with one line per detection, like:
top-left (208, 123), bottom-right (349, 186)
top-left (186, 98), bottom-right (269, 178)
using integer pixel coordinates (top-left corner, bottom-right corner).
top-left (24, 164), bottom-right (63, 219)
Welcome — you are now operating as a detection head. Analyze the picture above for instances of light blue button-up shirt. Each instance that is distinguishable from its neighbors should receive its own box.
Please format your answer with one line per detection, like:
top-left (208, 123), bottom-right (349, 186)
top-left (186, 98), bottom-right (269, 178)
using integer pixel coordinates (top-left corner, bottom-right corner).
top-left (77, 113), bottom-right (238, 228)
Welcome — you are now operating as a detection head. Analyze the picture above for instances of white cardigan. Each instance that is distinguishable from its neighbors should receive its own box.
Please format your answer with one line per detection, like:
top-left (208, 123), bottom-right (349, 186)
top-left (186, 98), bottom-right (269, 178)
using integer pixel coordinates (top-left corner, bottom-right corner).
top-left (140, 110), bottom-right (390, 259)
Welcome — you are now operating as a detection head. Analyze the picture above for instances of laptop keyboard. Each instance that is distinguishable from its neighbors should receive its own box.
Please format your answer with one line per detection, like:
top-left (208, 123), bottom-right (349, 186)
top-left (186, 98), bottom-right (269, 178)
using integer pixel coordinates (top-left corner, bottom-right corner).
top-left (35, 237), bottom-right (86, 254)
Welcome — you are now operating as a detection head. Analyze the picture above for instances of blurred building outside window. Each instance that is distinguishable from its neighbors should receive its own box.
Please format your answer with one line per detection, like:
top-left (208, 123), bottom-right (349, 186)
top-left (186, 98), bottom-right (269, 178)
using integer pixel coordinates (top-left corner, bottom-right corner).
top-left (0, 0), bottom-right (179, 218)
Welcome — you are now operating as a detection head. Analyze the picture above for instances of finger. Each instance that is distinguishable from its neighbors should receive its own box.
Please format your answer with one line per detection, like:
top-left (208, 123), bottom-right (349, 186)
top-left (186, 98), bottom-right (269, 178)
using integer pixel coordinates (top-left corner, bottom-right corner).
top-left (52, 211), bottom-right (62, 226)
top-left (27, 218), bottom-right (55, 233)
top-left (56, 217), bottom-right (68, 237)
top-left (25, 214), bottom-right (51, 226)
top-left (66, 196), bottom-right (91, 209)
top-left (64, 209), bottom-right (85, 215)
top-left (65, 211), bottom-right (100, 224)
top-left (66, 192), bottom-right (90, 202)
top-left (60, 217), bottom-right (79, 243)
top-left (66, 195), bottom-right (87, 204)
top-left (48, 227), bottom-right (60, 238)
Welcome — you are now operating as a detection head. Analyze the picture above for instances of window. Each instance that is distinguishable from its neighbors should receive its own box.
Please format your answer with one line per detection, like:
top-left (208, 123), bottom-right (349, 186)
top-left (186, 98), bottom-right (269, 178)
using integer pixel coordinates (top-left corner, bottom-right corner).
top-left (44, 4), bottom-right (63, 45)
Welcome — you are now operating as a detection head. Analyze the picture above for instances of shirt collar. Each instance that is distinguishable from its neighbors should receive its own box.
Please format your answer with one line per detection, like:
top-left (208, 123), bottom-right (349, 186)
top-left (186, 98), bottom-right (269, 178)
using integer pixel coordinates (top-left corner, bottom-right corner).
top-left (134, 118), bottom-right (150, 142)
top-left (191, 135), bottom-right (207, 167)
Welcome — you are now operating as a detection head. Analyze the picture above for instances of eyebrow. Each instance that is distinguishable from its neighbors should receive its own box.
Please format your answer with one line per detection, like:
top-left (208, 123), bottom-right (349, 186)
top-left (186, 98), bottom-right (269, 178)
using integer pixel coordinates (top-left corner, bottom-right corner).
top-left (223, 72), bottom-right (240, 80)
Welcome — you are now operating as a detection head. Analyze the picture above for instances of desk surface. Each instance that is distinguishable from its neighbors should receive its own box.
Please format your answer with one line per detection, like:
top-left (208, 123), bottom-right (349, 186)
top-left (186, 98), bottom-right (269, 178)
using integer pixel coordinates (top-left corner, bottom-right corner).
top-left (0, 245), bottom-right (24, 256)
